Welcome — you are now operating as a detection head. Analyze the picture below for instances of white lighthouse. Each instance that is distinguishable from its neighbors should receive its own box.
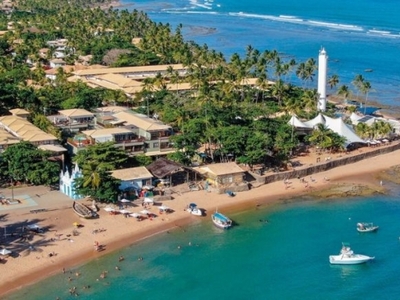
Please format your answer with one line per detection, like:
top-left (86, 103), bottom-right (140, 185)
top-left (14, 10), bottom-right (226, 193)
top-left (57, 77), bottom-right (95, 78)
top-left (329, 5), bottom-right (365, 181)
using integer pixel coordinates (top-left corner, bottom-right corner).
top-left (317, 47), bottom-right (328, 112)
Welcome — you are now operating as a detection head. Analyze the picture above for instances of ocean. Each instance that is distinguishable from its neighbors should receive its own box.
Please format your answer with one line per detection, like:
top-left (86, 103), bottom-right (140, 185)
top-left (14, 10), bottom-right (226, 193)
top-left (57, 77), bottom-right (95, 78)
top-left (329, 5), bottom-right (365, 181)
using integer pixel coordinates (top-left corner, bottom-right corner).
top-left (122, 0), bottom-right (400, 112)
top-left (6, 187), bottom-right (400, 299)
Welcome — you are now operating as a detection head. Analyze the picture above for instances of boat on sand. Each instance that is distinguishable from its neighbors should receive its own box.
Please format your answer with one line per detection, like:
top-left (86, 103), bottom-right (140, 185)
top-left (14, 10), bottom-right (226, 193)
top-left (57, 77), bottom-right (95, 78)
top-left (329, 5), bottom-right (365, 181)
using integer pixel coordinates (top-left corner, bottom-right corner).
top-left (186, 203), bottom-right (203, 216)
top-left (329, 243), bottom-right (374, 265)
top-left (73, 201), bottom-right (98, 219)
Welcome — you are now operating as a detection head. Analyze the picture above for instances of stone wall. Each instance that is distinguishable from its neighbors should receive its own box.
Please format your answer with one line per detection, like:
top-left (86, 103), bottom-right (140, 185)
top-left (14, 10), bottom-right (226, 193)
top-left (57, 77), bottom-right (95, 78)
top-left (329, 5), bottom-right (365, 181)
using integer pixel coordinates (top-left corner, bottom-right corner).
top-left (254, 142), bottom-right (400, 185)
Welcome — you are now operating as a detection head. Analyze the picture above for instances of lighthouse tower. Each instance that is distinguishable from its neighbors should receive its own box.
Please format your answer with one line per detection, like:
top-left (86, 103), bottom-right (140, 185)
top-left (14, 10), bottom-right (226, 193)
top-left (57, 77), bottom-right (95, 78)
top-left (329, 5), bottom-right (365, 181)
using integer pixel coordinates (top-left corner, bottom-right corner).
top-left (317, 47), bottom-right (328, 112)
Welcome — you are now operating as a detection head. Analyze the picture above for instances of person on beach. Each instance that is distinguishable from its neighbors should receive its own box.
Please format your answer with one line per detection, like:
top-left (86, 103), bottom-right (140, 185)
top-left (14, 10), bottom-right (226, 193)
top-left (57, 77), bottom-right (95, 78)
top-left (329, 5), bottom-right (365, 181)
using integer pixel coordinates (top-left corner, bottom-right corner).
top-left (118, 255), bottom-right (124, 262)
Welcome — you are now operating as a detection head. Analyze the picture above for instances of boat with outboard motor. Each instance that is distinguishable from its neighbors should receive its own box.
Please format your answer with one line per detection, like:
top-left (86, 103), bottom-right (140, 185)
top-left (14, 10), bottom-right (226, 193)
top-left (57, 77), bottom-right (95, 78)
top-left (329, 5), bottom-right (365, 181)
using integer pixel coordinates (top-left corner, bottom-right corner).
top-left (357, 222), bottom-right (379, 233)
top-left (211, 211), bottom-right (232, 229)
top-left (186, 203), bottom-right (203, 216)
top-left (329, 243), bottom-right (374, 265)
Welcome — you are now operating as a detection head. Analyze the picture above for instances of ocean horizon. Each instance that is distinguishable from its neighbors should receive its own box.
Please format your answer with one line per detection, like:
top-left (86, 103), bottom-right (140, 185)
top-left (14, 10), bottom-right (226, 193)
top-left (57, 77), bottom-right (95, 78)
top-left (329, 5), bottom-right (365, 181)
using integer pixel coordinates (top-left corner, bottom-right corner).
top-left (6, 187), bottom-right (400, 299)
top-left (122, 0), bottom-right (400, 113)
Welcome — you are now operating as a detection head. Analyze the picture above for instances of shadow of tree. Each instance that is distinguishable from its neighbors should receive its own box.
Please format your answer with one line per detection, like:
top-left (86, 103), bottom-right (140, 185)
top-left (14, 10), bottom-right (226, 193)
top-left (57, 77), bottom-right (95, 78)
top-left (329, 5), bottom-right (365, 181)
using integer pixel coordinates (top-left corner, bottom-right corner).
top-left (0, 219), bottom-right (57, 253)
top-left (12, 237), bottom-right (56, 257)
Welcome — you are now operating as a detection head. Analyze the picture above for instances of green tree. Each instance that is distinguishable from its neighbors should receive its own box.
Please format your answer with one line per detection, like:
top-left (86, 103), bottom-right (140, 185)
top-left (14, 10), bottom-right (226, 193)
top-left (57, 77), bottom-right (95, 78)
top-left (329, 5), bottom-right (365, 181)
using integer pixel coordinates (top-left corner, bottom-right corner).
top-left (2, 141), bottom-right (60, 186)
top-left (73, 142), bottom-right (128, 203)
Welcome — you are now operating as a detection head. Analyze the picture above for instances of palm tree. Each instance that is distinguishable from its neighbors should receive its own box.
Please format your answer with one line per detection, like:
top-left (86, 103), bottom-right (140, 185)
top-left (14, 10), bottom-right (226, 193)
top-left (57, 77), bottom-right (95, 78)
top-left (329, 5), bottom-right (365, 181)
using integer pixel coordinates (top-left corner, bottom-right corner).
top-left (328, 74), bottom-right (339, 89)
top-left (352, 74), bottom-right (364, 99)
top-left (355, 122), bottom-right (371, 140)
top-left (360, 81), bottom-right (371, 114)
top-left (337, 85), bottom-right (350, 103)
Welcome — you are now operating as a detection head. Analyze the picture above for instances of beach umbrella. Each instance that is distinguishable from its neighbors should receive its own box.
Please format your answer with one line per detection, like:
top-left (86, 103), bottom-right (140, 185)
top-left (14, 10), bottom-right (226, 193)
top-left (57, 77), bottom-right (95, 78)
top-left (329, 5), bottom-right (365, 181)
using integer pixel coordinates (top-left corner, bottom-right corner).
top-left (0, 248), bottom-right (12, 256)
top-left (103, 207), bottom-right (115, 212)
top-left (120, 199), bottom-right (131, 203)
top-left (140, 209), bottom-right (150, 215)
top-left (119, 209), bottom-right (131, 214)
top-left (159, 205), bottom-right (169, 210)
top-left (73, 222), bottom-right (80, 227)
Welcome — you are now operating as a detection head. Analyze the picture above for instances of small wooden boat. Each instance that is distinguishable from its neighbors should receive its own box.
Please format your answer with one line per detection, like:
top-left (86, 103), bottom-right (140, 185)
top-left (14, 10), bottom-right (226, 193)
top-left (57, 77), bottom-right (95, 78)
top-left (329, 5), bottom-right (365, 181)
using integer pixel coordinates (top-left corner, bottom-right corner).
top-left (357, 222), bottom-right (379, 233)
top-left (73, 201), bottom-right (97, 219)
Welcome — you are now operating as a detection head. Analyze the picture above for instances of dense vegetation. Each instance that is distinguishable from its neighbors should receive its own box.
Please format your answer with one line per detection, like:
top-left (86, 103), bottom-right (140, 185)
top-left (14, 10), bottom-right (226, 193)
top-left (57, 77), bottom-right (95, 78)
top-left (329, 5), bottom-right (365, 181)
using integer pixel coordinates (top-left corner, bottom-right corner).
top-left (0, 0), bottom-right (391, 199)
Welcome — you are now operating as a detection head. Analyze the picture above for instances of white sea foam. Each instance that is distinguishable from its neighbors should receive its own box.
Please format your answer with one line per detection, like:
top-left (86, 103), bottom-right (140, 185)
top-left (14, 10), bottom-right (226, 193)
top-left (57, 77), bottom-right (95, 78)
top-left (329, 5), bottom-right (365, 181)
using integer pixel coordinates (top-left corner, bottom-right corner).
top-left (368, 29), bottom-right (391, 34)
top-left (229, 12), bottom-right (303, 24)
top-left (189, 0), bottom-right (212, 9)
top-left (367, 30), bottom-right (400, 39)
top-left (307, 20), bottom-right (363, 31)
top-left (184, 11), bottom-right (218, 15)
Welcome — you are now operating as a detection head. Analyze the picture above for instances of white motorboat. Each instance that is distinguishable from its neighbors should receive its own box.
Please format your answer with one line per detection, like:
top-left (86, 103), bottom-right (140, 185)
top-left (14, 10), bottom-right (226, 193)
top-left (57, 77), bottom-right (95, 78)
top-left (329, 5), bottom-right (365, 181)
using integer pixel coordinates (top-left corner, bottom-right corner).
top-left (357, 222), bottom-right (379, 233)
top-left (329, 244), bottom-right (374, 265)
top-left (211, 212), bottom-right (232, 229)
top-left (186, 203), bottom-right (203, 216)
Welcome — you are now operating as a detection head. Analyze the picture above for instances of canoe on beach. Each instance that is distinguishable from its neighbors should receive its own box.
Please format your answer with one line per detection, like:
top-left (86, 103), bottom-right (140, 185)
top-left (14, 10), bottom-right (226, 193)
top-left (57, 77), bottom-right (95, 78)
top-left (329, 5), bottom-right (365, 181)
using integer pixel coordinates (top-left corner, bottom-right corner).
top-left (72, 201), bottom-right (98, 219)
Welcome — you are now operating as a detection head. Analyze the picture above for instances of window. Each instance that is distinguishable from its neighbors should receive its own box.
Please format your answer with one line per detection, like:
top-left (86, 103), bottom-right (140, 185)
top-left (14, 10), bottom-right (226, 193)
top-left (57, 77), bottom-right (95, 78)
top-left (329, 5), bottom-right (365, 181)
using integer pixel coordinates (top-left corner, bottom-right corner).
top-left (221, 176), bottom-right (233, 184)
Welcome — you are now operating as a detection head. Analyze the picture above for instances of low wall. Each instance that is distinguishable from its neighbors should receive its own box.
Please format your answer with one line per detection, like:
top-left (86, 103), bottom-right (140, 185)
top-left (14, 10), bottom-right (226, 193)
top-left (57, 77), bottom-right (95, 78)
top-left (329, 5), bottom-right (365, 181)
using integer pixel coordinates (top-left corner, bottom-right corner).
top-left (256, 141), bottom-right (400, 185)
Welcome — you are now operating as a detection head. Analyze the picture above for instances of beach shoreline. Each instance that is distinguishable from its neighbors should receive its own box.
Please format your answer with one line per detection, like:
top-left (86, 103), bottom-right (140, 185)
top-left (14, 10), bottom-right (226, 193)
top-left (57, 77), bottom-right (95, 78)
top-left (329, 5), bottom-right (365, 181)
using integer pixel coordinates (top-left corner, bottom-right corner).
top-left (1, 149), bottom-right (399, 298)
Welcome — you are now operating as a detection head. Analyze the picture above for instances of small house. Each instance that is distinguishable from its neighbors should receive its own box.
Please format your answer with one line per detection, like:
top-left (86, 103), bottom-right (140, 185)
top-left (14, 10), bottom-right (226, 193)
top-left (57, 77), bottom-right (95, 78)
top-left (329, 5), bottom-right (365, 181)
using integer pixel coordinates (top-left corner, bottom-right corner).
top-left (193, 162), bottom-right (246, 191)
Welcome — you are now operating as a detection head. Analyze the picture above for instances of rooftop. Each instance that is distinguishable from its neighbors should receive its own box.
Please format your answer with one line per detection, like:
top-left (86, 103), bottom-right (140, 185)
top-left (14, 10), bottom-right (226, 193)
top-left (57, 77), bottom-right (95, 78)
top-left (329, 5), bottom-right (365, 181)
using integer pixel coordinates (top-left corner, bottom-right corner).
top-left (73, 64), bottom-right (185, 76)
top-left (82, 127), bottom-right (133, 138)
top-left (111, 167), bottom-right (153, 181)
top-left (113, 111), bottom-right (171, 131)
top-left (0, 116), bottom-right (57, 143)
top-left (195, 162), bottom-right (245, 176)
top-left (58, 109), bottom-right (94, 118)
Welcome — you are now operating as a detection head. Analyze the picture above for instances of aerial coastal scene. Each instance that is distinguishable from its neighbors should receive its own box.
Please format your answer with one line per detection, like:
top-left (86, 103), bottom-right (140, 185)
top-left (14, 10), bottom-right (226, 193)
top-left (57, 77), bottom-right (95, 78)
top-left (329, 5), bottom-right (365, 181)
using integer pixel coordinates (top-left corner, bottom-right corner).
top-left (1, 0), bottom-right (400, 299)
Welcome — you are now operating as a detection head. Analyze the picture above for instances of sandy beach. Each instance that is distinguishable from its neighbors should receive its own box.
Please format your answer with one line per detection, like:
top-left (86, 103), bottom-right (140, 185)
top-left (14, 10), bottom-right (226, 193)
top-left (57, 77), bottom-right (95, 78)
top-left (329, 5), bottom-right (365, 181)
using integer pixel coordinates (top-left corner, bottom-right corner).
top-left (0, 148), bottom-right (399, 297)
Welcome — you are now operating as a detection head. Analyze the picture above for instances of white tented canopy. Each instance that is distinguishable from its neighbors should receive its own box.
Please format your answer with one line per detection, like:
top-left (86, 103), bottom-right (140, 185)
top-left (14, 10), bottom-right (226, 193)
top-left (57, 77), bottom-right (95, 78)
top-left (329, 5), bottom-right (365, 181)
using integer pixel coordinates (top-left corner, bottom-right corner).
top-left (288, 115), bottom-right (308, 128)
top-left (289, 113), bottom-right (365, 147)
top-left (350, 112), bottom-right (363, 124)
top-left (325, 117), bottom-right (365, 146)
top-left (303, 113), bottom-right (327, 128)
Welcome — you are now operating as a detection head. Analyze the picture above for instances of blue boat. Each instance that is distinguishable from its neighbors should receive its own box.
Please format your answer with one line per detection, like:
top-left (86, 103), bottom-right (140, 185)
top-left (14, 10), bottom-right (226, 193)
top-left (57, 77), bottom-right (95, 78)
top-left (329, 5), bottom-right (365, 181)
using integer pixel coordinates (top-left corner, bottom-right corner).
top-left (211, 212), bottom-right (232, 229)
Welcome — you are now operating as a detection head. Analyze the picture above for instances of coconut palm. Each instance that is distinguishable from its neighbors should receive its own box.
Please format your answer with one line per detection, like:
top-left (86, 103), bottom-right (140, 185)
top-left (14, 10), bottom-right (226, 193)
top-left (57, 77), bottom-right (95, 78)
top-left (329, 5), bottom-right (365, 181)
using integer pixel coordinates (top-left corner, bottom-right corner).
top-left (328, 74), bottom-right (339, 89)
top-left (360, 81), bottom-right (372, 114)
top-left (337, 85), bottom-right (350, 103)
top-left (352, 74), bottom-right (364, 99)
top-left (355, 122), bottom-right (371, 139)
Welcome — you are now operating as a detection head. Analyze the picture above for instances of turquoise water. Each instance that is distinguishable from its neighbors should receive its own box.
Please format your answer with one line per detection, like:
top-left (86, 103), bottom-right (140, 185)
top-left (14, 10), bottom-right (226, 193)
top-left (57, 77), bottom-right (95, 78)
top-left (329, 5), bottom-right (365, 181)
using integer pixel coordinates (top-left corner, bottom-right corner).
top-left (122, 0), bottom-right (400, 109)
top-left (7, 190), bottom-right (400, 299)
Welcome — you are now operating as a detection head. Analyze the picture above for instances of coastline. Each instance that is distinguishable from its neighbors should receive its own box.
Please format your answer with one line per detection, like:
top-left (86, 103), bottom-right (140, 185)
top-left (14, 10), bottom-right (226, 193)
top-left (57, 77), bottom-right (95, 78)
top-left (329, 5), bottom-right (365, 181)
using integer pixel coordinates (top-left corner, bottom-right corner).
top-left (1, 149), bottom-right (399, 298)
